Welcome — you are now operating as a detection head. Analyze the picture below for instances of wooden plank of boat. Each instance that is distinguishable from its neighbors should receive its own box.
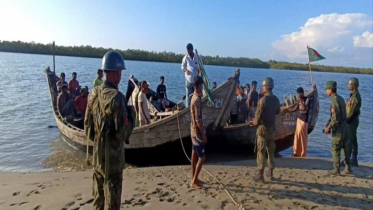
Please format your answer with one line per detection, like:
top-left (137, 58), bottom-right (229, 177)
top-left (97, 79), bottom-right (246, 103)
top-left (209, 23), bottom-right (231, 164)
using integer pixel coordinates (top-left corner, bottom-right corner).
top-left (208, 88), bottom-right (319, 153)
top-left (45, 67), bottom-right (240, 150)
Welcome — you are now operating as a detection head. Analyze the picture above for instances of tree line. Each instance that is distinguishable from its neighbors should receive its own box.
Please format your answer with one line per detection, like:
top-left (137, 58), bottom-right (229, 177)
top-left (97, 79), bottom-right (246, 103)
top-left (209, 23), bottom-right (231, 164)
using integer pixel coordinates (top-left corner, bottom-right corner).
top-left (0, 40), bottom-right (371, 74)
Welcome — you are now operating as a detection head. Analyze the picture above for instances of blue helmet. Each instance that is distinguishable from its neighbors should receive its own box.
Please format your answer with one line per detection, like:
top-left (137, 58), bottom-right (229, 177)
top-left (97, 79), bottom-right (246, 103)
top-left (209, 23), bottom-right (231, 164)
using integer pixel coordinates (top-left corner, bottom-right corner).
top-left (100, 51), bottom-right (126, 71)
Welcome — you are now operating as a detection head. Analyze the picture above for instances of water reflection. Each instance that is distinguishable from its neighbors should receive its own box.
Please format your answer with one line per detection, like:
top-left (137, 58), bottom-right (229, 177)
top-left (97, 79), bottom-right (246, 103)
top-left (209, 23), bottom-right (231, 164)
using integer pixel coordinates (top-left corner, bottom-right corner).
top-left (43, 134), bottom-right (93, 172)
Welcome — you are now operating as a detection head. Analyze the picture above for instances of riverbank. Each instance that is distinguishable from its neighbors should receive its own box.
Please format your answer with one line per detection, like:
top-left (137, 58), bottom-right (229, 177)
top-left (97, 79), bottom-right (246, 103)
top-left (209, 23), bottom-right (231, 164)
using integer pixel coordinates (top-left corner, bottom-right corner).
top-left (1, 41), bottom-right (372, 75)
top-left (1, 157), bottom-right (372, 210)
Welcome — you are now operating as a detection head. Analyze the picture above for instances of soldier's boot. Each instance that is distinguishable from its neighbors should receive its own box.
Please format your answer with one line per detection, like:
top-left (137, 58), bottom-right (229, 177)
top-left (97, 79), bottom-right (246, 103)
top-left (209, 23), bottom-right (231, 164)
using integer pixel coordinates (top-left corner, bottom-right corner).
top-left (252, 169), bottom-right (264, 182)
top-left (343, 168), bottom-right (353, 174)
top-left (265, 168), bottom-right (274, 181)
top-left (350, 156), bottom-right (359, 167)
top-left (328, 170), bottom-right (341, 176)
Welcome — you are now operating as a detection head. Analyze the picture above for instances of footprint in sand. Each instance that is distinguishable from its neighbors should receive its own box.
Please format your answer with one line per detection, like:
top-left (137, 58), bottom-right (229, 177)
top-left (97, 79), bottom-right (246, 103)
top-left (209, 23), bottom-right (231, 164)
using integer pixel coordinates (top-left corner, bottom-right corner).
top-left (33, 205), bottom-right (42, 210)
top-left (27, 190), bottom-right (40, 196)
top-left (75, 194), bottom-right (82, 201)
top-left (12, 191), bottom-right (20, 196)
top-left (61, 201), bottom-right (75, 210)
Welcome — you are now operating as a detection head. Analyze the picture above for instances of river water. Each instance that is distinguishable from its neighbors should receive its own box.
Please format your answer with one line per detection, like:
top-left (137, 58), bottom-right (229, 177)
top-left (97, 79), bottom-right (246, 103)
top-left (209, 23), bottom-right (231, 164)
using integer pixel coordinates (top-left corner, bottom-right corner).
top-left (0, 52), bottom-right (372, 172)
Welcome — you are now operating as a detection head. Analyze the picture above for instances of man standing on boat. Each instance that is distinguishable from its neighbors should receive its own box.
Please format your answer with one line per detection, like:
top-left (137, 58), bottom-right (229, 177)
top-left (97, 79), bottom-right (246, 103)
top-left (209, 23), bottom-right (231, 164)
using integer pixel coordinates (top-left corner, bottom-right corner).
top-left (324, 81), bottom-right (352, 175)
top-left (84, 51), bottom-right (133, 210)
top-left (287, 87), bottom-right (309, 157)
top-left (247, 80), bottom-right (259, 122)
top-left (93, 69), bottom-right (104, 87)
top-left (251, 77), bottom-right (281, 181)
top-left (346, 77), bottom-right (361, 167)
top-left (181, 43), bottom-right (200, 107)
top-left (68, 72), bottom-right (80, 95)
top-left (56, 72), bottom-right (67, 93)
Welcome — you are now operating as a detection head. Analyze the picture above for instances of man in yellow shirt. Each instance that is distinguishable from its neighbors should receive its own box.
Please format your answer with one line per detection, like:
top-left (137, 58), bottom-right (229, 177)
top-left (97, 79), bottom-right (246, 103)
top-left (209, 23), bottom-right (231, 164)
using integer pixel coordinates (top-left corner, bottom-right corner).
top-left (93, 69), bottom-right (104, 87)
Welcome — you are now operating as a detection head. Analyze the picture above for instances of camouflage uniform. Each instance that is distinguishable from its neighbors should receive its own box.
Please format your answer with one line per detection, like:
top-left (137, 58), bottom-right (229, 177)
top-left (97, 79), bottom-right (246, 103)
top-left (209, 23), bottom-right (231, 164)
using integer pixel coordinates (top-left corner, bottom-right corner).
top-left (346, 88), bottom-right (361, 166)
top-left (85, 81), bottom-right (133, 210)
top-left (252, 77), bottom-right (281, 181)
top-left (325, 81), bottom-right (351, 174)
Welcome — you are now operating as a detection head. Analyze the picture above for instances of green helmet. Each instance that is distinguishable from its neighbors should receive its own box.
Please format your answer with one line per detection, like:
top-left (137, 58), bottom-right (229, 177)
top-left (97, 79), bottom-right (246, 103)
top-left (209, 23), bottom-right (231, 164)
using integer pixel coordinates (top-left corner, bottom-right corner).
top-left (262, 77), bottom-right (274, 89)
top-left (100, 51), bottom-right (126, 71)
top-left (348, 77), bottom-right (359, 88)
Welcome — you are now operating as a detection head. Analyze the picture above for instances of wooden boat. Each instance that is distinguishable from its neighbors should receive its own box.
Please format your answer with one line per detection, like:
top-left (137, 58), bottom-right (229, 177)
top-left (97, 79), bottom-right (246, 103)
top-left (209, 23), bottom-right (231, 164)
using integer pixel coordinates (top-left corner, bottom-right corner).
top-left (207, 88), bottom-right (319, 153)
top-left (45, 67), bottom-right (240, 152)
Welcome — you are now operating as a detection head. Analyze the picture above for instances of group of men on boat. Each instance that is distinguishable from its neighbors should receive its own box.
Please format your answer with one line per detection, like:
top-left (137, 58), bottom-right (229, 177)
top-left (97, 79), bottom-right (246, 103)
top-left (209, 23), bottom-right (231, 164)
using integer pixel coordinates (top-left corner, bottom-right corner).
top-left (50, 43), bottom-right (362, 209)
top-left (55, 72), bottom-right (89, 126)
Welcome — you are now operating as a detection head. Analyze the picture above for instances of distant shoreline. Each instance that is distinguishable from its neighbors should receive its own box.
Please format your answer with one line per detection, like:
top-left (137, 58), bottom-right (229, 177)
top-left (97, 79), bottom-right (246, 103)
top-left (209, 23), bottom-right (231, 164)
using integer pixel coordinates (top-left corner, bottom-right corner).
top-left (0, 40), bottom-right (372, 75)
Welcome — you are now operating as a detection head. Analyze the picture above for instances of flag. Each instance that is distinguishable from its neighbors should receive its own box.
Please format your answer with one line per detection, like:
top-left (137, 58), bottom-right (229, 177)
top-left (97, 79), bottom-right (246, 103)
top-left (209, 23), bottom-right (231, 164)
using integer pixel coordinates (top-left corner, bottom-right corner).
top-left (307, 46), bottom-right (325, 62)
top-left (195, 50), bottom-right (214, 104)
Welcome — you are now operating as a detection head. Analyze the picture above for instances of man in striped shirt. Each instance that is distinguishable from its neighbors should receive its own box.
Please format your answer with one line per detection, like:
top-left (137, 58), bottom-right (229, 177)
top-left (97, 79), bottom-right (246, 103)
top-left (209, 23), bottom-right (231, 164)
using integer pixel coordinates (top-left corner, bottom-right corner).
top-left (190, 76), bottom-right (207, 189)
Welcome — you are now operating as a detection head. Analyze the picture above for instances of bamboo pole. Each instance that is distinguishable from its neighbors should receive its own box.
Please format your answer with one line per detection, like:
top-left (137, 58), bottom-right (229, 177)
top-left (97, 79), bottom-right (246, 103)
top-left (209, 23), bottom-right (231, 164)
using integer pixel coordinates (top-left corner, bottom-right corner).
top-left (307, 46), bottom-right (314, 88)
top-left (53, 41), bottom-right (55, 73)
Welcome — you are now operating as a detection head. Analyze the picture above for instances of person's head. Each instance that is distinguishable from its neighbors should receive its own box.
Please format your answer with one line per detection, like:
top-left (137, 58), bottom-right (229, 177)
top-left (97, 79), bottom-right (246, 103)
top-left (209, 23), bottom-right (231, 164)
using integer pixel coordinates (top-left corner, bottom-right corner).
top-left (348, 77), bottom-right (359, 92)
top-left (186, 43), bottom-right (194, 56)
top-left (296, 87), bottom-right (304, 97)
top-left (61, 84), bottom-right (68, 93)
top-left (245, 84), bottom-right (250, 92)
top-left (239, 86), bottom-right (245, 95)
top-left (262, 77), bottom-right (274, 93)
top-left (60, 72), bottom-right (65, 81)
top-left (160, 76), bottom-right (165, 84)
top-left (80, 88), bottom-right (87, 96)
top-left (97, 69), bottom-right (103, 79)
top-left (251, 80), bottom-right (257, 91)
top-left (100, 51), bottom-right (126, 85)
top-left (141, 81), bottom-right (149, 93)
top-left (325, 81), bottom-right (337, 96)
top-left (72, 72), bottom-right (77, 80)
top-left (212, 82), bottom-right (217, 89)
top-left (193, 76), bottom-right (204, 96)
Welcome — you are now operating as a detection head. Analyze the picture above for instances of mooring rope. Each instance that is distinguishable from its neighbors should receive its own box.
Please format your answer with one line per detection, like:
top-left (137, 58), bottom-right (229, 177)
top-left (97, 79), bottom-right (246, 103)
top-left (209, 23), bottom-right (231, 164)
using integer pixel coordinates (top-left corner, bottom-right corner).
top-left (176, 106), bottom-right (244, 210)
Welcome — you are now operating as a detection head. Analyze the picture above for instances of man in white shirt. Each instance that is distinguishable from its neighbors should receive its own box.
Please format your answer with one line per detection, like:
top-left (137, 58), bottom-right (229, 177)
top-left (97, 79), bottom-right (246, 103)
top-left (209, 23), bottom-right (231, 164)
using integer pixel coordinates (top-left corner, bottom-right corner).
top-left (181, 43), bottom-right (200, 107)
top-left (138, 81), bottom-right (151, 126)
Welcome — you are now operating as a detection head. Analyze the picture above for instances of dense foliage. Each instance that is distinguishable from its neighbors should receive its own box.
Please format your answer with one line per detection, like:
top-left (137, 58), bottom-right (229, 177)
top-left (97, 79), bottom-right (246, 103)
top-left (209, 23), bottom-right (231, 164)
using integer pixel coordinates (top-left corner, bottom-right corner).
top-left (0, 40), bottom-right (371, 74)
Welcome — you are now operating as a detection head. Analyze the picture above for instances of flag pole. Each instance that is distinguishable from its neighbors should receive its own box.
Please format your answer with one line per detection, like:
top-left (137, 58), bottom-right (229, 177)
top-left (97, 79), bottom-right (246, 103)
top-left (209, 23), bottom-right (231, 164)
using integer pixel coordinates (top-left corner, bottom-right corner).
top-left (307, 46), bottom-right (314, 88)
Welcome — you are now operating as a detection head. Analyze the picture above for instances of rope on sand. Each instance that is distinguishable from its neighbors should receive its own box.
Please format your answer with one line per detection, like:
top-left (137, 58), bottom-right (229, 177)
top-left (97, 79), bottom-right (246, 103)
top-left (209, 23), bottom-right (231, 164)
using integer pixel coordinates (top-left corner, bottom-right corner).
top-left (176, 107), bottom-right (244, 210)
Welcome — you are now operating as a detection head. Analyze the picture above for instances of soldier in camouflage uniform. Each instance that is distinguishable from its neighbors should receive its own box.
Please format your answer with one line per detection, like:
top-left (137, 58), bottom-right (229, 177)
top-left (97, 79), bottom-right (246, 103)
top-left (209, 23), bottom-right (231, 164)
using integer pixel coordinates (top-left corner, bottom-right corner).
top-left (346, 77), bottom-right (361, 167)
top-left (84, 51), bottom-right (134, 210)
top-left (251, 77), bottom-right (281, 181)
top-left (323, 81), bottom-right (351, 175)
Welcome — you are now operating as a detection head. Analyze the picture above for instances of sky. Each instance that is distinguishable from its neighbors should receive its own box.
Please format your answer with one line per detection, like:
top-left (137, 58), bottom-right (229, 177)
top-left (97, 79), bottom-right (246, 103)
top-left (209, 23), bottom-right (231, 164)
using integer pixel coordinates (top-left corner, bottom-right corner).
top-left (0, 0), bottom-right (372, 68)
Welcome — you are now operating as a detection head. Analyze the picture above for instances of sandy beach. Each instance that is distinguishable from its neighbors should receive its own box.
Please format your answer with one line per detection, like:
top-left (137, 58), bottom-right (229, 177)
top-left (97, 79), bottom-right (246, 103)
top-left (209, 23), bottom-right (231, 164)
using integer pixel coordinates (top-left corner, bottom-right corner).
top-left (0, 157), bottom-right (372, 210)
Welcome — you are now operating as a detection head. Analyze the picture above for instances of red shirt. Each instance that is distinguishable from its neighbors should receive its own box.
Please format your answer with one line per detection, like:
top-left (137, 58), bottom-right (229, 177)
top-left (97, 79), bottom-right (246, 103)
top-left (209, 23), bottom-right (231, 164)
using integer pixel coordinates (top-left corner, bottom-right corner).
top-left (74, 95), bottom-right (87, 114)
top-left (68, 80), bottom-right (79, 93)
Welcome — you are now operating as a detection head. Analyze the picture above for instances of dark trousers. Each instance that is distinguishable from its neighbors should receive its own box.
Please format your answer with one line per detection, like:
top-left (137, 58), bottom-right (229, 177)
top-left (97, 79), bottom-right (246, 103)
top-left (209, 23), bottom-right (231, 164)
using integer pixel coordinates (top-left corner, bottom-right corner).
top-left (93, 170), bottom-right (123, 210)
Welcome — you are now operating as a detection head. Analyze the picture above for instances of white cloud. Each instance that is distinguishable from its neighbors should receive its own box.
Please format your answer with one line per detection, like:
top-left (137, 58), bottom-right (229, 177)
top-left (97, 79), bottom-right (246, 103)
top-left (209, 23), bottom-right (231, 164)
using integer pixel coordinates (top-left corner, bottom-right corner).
top-left (353, 31), bottom-right (373, 48)
top-left (272, 13), bottom-right (372, 59)
top-left (328, 46), bottom-right (345, 53)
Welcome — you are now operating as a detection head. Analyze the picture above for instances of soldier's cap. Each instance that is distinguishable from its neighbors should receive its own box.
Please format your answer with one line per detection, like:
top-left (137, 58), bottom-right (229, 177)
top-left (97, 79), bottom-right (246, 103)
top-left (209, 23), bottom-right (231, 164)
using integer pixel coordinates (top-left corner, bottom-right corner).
top-left (296, 87), bottom-right (304, 93)
top-left (252, 80), bottom-right (257, 85)
top-left (325, 81), bottom-right (337, 90)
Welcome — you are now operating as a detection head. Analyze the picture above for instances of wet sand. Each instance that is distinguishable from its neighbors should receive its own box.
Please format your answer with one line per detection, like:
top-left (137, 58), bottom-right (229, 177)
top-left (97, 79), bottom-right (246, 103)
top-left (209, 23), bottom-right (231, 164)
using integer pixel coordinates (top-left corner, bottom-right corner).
top-left (0, 157), bottom-right (372, 210)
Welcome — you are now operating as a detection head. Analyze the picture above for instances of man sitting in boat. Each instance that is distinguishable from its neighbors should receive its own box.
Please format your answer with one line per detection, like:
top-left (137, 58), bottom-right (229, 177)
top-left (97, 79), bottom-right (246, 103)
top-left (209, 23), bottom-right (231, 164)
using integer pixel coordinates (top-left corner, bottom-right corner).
top-left (156, 76), bottom-right (169, 111)
top-left (138, 81), bottom-right (151, 126)
top-left (68, 72), bottom-right (80, 95)
top-left (74, 88), bottom-right (88, 118)
top-left (57, 84), bottom-right (74, 118)
top-left (56, 72), bottom-right (67, 94)
top-left (211, 82), bottom-right (217, 91)
top-left (93, 69), bottom-right (103, 87)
